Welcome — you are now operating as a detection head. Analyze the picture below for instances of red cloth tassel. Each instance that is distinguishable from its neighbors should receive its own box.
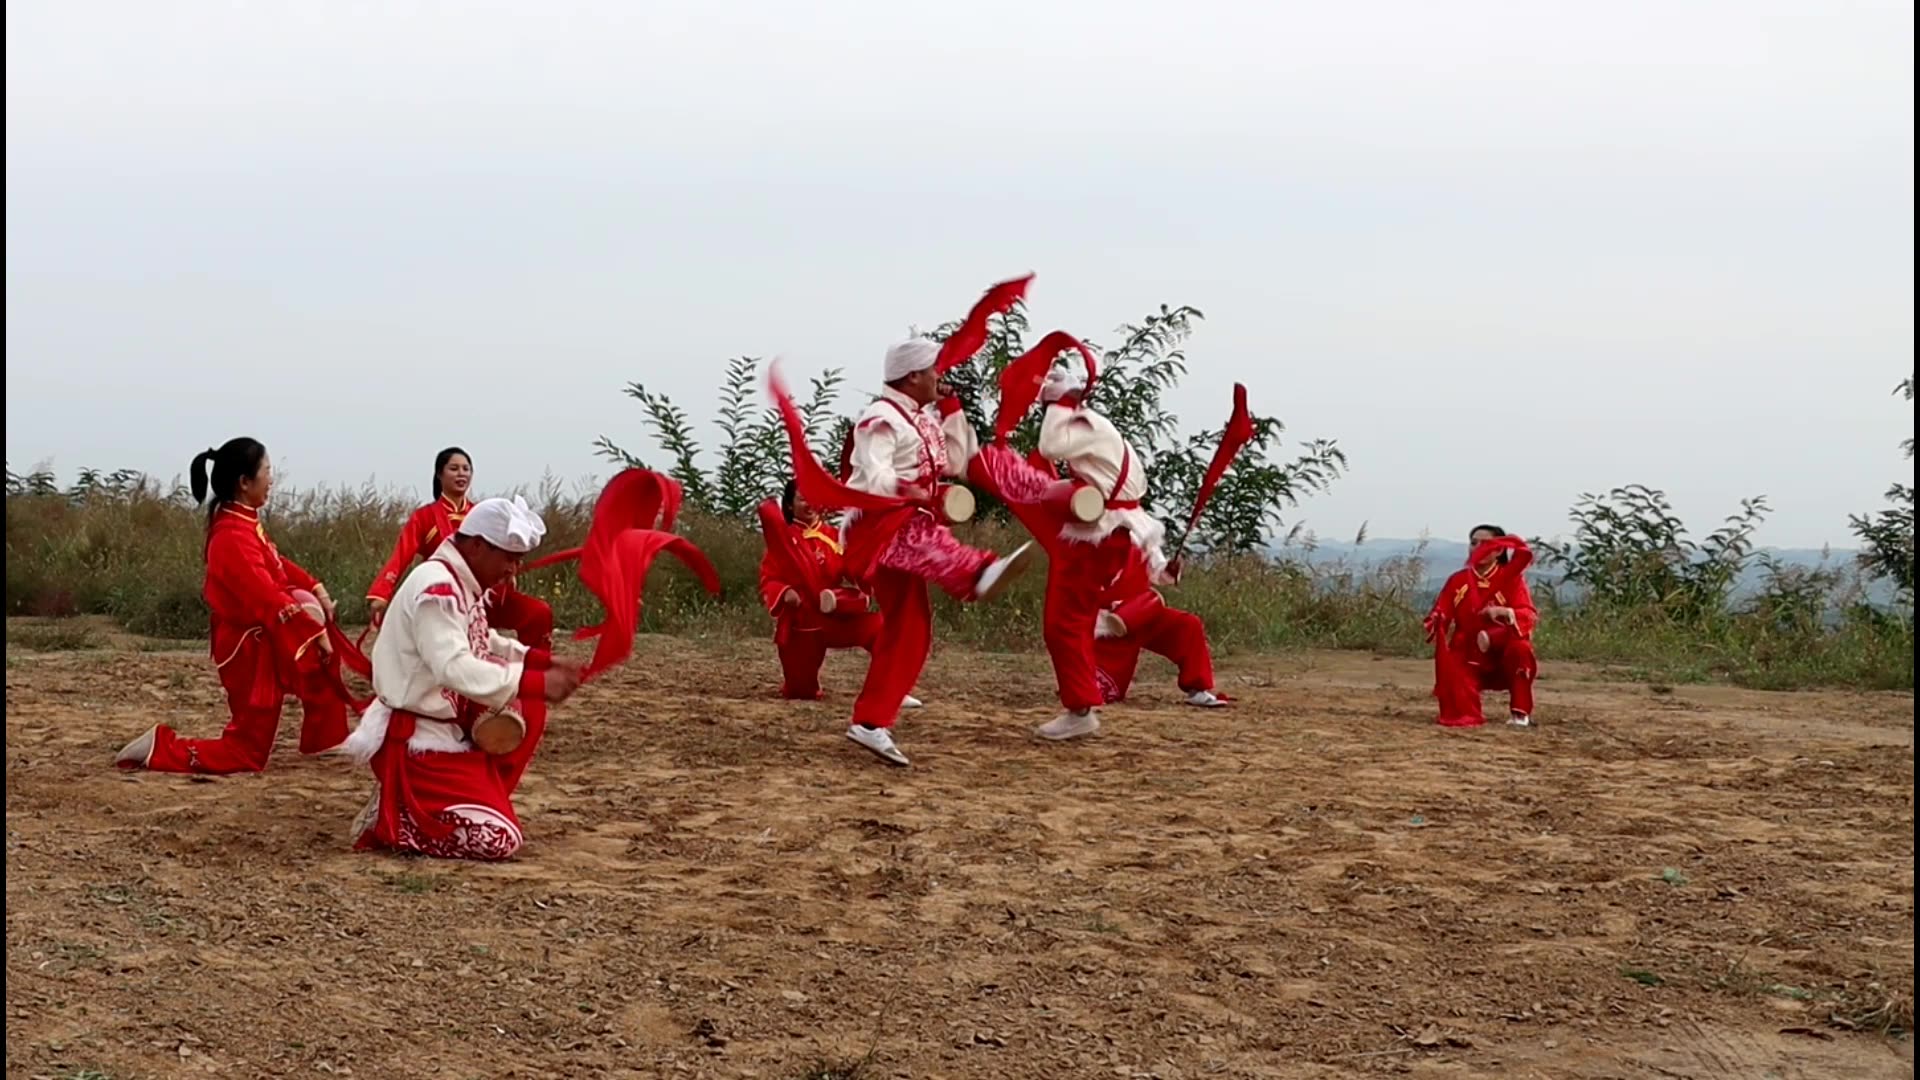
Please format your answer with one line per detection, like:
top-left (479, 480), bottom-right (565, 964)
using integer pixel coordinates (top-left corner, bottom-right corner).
top-left (557, 470), bottom-right (720, 680)
top-left (934, 274), bottom-right (1034, 375)
top-left (1181, 383), bottom-right (1257, 543)
top-left (993, 330), bottom-right (1098, 444)
top-left (769, 363), bottom-right (930, 581)
top-left (769, 364), bottom-right (912, 516)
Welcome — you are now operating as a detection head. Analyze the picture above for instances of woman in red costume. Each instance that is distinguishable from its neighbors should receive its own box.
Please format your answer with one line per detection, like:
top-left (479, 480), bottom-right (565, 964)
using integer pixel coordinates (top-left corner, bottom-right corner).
top-left (758, 480), bottom-right (924, 705)
top-left (115, 437), bottom-right (352, 773)
top-left (366, 447), bottom-right (552, 650)
top-left (1424, 524), bottom-right (1539, 728)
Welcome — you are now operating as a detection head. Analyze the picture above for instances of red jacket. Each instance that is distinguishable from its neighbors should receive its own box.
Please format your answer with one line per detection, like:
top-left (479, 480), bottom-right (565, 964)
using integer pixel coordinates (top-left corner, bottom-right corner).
top-left (1426, 563), bottom-right (1539, 652)
top-left (368, 496), bottom-right (470, 603)
top-left (757, 518), bottom-right (874, 641)
top-left (204, 504), bottom-right (326, 674)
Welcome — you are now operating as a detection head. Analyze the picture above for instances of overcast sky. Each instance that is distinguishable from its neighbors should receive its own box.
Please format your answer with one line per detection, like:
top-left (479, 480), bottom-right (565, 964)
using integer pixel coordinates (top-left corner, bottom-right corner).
top-left (6, 1), bottom-right (1913, 548)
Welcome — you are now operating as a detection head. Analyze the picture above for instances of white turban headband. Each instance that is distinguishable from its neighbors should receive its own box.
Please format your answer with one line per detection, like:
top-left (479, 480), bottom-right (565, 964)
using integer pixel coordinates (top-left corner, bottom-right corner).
top-left (457, 495), bottom-right (547, 554)
top-left (883, 339), bottom-right (941, 383)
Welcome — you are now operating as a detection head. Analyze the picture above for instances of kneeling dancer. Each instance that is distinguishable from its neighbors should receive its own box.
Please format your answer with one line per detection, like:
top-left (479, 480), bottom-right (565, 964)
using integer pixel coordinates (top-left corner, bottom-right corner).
top-left (344, 496), bottom-right (581, 860)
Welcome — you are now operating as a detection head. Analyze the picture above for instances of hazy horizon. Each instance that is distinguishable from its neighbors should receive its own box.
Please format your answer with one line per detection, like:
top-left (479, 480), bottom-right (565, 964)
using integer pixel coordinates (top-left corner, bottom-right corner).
top-left (7, 1), bottom-right (1914, 549)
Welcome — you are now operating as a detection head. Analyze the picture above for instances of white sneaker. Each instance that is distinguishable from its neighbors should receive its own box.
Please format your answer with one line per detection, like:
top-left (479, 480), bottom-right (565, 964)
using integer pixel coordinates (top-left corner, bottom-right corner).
top-left (1036, 709), bottom-right (1101, 741)
top-left (1508, 714), bottom-right (1534, 729)
top-left (846, 725), bottom-right (911, 766)
top-left (973, 542), bottom-right (1038, 602)
top-left (115, 727), bottom-right (157, 768)
top-left (902, 695), bottom-right (925, 709)
top-left (1185, 690), bottom-right (1229, 709)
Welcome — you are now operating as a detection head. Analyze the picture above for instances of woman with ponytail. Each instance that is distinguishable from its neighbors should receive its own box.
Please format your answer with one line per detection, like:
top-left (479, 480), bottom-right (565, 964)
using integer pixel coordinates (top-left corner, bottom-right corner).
top-left (115, 438), bottom-right (352, 772)
top-left (364, 448), bottom-right (553, 650)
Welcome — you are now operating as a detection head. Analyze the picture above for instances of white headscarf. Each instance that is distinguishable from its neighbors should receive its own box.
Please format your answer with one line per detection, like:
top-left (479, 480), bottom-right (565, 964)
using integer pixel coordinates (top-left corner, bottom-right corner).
top-left (1040, 365), bottom-right (1088, 405)
top-left (883, 339), bottom-right (940, 383)
top-left (457, 495), bottom-right (547, 554)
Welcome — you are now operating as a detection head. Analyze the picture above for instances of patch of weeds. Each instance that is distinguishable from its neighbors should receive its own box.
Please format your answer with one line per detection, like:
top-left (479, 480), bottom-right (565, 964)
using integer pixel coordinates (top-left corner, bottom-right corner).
top-left (377, 870), bottom-right (445, 895)
top-left (9, 624), bottom-right (102, 651)
top-left (1831, 985), bottom-right (1914, 1037)
top-left (1621, 966), bottom-right (1665, 987)
top-left (1658, 868), bottom-right (1689, 887)
top-left (793, 1056), bottom-right (873, 1080)
top-left (88, 883), bottom-right (140, 906)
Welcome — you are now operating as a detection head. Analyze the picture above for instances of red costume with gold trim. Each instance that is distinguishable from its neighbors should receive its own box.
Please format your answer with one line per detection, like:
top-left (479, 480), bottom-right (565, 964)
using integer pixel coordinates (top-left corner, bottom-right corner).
top-left (131, 505), bottom-right (350, 773)
top-left (1424, 537), bottom-right (1539, 726)
top-left (757, 505), bottom-right (882, 699)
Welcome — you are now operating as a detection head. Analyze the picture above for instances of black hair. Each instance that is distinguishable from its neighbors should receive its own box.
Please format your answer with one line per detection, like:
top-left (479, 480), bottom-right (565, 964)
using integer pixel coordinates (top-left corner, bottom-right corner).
top-left (1470, 523), bottom-right (1512, 563)
top-left (190, 437), bottom-right (268, 527)
top-left (432, 447), bottom-right (472, 500)
top-left (780, 478), bottom-right (798, 523)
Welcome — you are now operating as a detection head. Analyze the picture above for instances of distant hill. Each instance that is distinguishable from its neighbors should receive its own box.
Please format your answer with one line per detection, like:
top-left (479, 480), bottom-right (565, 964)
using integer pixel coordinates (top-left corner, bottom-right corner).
top-left (1270, 536), bottom-right (1880, 601)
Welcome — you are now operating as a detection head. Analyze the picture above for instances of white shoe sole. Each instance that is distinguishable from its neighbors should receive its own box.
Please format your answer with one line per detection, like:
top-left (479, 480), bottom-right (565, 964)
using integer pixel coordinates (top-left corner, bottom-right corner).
top-left (846, 729), bottom-right (911, 767)
top-left (975, 542), bottom-right (1038, 603)
top-left (115, 726), bottom-right (157, 768)
top-left (1036, 715), bottom-right (1102, 742)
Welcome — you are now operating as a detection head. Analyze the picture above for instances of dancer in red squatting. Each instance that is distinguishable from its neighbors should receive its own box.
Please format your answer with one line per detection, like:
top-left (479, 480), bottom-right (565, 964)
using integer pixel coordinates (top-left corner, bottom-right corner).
top-left (342, 496), bottom-right (583, 860)
top-left (832, 339), bottom-right (1036, 766)
top-left (758, 479), bottom-right (925, 707)
top-left (970, 356), bottom-right (1189, 740)
top-left (116, 438), bottom-right (353, 773)
top-left (1424, 525), bottom-right (1539, 729)
top-left (366, 447), bottom-right (554, 650)
top-left (1090, 543), bottom-right (1229, 709)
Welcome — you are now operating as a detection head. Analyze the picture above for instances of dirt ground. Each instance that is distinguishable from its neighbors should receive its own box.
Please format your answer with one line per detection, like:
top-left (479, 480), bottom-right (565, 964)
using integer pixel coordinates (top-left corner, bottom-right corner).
top-left (5, 621), bottom-right (1914, 1080)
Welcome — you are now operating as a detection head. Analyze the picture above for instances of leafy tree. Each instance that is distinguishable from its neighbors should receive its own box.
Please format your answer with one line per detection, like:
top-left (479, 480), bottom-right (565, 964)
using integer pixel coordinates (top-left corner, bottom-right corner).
top-left (595, 358), bottom-right (846, 518)
top-left (596, 298), bottom-right (1344, 552)
top-left (932, 302), bottom-right (1345, 554)
top-left (1849, 376), bottom-right (1914, 598)
top-left (1534, 485), bottom-right (1768, 619)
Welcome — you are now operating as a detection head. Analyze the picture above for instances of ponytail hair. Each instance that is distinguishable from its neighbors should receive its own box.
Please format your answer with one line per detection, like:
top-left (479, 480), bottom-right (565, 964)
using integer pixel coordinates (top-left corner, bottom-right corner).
top-left (780, 478), bottom-right (798, 523)
top-left (432, 446), bottom-right (472, 500)
top-left (191, 437), bottom-right (268, 527)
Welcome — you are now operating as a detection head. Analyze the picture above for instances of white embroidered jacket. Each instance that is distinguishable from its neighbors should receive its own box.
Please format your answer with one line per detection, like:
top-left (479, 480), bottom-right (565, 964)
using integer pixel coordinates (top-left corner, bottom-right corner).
top-left (344, 540), bottom-right (529, 760)
top-left (1039, 402), bottom-right (1170, 577)
top-left (846, 387), bottom-right (978, 497)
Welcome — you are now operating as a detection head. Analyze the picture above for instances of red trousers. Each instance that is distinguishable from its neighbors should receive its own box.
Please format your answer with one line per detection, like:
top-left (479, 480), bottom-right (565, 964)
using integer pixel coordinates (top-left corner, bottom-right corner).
top-left (488, 584), bottom-right (554, 651)
top-left (1045, 532), bottom-right (1136, 711)
top-left (1093, 605), bottom-right (1216, 703)
top-left (968, 444), bottom-right (1135, 711)
top-left (1434, 637), bottom-right (1537, 726)
top-left (143, 637), bottom-right (349, 774)
top-left (850, 511), bottom-right (994, 728)
top-left (777, 612), bottom-right (883, 699)
top-left (354, 705), bottom-right (549, 861)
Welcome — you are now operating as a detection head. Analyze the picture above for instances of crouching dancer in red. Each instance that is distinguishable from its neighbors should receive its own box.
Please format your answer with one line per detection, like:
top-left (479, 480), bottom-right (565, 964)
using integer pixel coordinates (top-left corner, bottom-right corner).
top-left (116, 438), bottom-right (353, 773)
top-left (757, 480), bottom-right (925, 707)
top-left (343, 496), bottom-right (582, 860)
top-left (367, 447), bottom-right (553, 650)
top-left (1091, 545), bottom-right (1229, 709)
top-left (1424, 525), bottom-right (1539, 729)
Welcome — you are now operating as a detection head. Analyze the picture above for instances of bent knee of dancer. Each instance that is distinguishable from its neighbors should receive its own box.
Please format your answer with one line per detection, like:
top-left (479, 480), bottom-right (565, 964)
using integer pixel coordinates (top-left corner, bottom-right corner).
top-left (1504, 638), bottom-right (1539, 671)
